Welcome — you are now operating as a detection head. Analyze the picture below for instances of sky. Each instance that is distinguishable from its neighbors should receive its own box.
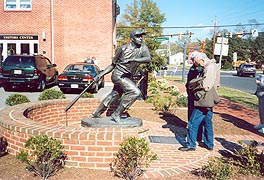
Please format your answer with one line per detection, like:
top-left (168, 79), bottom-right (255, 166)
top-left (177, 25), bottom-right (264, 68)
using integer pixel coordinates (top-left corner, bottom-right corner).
top-left (117, 0), bottom-right (264, 41)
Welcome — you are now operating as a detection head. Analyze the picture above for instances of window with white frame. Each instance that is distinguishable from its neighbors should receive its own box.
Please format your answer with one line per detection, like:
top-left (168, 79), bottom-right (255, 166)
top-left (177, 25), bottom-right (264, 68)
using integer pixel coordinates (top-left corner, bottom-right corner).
top-left (4, 0), bottom-right (32, 11)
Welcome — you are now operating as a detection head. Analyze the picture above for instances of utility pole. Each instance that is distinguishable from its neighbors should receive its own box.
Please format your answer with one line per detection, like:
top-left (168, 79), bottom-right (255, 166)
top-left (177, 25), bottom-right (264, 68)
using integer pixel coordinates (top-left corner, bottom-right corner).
top-left (182, 40), bottom-right (187, 82)
top-left (212, 16), bottom-right (216, 59)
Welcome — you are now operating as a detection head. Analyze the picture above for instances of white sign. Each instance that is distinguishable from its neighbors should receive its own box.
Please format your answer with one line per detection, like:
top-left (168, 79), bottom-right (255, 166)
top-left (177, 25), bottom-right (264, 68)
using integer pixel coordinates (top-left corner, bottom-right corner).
top-left (216, 37), bottom-right (228, 44)
top-left (251, 29), bottom-right (259, 37)
top-left (233, 52), bottom-right (237, 62)
top-left (214, 44), bottom-right (229, 56)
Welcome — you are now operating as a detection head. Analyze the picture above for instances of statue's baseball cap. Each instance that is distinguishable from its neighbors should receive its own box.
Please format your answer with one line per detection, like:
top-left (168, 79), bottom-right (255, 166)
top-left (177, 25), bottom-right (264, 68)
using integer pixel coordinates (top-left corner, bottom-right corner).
top-left (130, 29), bottom-right (146, 38)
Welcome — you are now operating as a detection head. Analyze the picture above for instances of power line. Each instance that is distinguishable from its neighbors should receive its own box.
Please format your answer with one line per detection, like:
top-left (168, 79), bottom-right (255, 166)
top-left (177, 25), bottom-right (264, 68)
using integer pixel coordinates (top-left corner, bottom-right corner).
top-left (117, 23), bottom-right (264, 29)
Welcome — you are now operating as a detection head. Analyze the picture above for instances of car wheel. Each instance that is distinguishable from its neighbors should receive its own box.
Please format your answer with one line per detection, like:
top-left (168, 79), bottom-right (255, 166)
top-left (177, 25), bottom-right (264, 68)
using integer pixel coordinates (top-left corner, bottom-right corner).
top-left (38, 80), bottom-right (46, 91)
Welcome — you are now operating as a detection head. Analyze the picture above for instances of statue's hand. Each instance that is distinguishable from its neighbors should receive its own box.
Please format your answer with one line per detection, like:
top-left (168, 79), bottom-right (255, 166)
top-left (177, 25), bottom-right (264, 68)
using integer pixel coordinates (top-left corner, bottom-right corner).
top-left (93, 75), bottom-right (101, 83)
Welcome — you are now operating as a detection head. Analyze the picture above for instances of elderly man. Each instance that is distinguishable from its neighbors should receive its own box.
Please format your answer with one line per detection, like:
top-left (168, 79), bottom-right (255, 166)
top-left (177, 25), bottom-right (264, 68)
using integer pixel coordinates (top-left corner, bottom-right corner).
top-left (186, 52), bottom-right (204, 142)
top-left (92, 29), bottom-right (151, 123)
top-left (179, 52), bottom-right (220, 151)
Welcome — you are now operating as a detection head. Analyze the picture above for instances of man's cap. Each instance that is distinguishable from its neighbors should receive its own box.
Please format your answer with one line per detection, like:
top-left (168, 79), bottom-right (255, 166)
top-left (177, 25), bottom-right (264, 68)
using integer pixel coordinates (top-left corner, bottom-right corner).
top-left (130, 29), bottom-right (146, 38)
top-left (190, 51), bottom-right (209, 61)
top-left (190, 51), bottom-right (199, 61)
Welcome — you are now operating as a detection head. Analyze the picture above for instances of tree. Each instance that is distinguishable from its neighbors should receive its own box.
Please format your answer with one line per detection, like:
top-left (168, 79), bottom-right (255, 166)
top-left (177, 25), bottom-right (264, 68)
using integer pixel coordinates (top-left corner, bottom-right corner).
top-left (250, 33), bottom-right (264, 66)
top-left (117, 0), bottom-right (166, 72)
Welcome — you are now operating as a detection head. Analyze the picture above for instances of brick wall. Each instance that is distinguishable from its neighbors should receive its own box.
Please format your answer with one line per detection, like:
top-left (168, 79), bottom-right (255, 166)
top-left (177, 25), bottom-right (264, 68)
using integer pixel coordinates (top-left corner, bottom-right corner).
top-left (0, 0), bottom-right (115, 77)
top-left (0, 99), bottom-right (148, 169)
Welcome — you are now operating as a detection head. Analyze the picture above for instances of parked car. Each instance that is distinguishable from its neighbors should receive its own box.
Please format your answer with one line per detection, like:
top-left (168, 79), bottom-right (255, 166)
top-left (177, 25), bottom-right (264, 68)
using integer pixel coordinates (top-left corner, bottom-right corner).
top-left (57, 63), bottom-right (104, 93)
top-left (0, 54), bottom-right (58, 91)
top-left (160, 64), bottom-right (168, 70)
top-left (237, 63), bottom-right (256, 77)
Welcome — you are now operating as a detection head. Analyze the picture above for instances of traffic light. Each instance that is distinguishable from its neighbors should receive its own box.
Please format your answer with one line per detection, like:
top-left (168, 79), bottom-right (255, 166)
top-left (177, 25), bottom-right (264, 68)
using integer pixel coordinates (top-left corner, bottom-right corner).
top-left (242, 30), bottom-right (246, 36)
top-left (178, 32), bottom-right (182, 39)
top-left (228, 32), bottom-right (233, 38)
top-left (189, 32), bottom-right (193, 38)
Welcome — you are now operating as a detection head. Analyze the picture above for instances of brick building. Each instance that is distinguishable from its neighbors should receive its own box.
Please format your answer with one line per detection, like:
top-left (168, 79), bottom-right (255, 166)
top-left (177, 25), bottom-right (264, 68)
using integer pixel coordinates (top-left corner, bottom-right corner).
top-left (0, 0), bottom-right (120, 74)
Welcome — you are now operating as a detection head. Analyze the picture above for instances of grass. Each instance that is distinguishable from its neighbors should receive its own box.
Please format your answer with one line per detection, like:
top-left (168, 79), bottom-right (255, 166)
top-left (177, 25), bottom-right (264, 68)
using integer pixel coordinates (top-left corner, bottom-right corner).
top-left (163, 77), bottom-right (258, 110)
top-left (218, 86), bottom-right (258, 110)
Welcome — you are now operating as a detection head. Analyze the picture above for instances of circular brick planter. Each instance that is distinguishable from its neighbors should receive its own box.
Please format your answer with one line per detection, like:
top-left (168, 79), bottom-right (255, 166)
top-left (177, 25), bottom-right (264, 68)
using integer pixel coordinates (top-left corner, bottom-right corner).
top-left (0, 98), bottom-right (149, 169)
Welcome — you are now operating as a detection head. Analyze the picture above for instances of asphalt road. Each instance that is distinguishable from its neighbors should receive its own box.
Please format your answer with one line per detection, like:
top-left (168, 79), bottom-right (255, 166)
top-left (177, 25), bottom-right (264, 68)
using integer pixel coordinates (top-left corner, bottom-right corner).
top-left (158, 68), bottom-right (260, 95)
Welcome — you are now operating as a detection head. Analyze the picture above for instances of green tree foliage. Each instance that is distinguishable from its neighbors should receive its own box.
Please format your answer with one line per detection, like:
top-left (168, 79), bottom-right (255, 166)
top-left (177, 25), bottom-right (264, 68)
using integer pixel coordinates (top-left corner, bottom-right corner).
top-left (117, 0), bottom-right (166, 72)
top-left (201, 29), bottom-right (264, 69)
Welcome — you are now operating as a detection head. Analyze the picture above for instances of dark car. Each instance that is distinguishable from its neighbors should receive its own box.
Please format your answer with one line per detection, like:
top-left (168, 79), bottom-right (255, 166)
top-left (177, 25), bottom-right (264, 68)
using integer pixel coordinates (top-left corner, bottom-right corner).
top-left (0, 54), bottom-right (58, 91)
top-left (57, 63), bottom-right (104, 93)
top-left (160, 64), bottom-right (168, 70)
top-left (237, 63), bottom-right (256, 77)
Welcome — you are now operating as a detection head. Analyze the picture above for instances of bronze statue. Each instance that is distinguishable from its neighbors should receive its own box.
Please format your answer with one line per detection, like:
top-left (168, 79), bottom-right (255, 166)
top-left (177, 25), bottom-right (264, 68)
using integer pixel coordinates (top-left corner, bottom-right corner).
top-left (92, 29), bottom-right (151, 123)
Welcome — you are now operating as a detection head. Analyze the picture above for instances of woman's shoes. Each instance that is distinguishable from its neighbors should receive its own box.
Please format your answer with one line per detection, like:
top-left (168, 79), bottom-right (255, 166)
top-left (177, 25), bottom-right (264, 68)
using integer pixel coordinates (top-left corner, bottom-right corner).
top-left (253, 124), bottom-right (264, 129)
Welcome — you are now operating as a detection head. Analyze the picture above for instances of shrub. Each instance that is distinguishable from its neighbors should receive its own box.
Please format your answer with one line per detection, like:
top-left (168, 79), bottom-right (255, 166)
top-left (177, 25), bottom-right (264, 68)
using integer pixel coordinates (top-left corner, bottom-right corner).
top-left (152, 95), bottom-right (173, 112)
top-left (111, 136), bottom-right (157, 180)
top-left (16, 134), bottom-right (66, 180)
top-left (5, 94), bottom-right (30, 106)
top-left (38, 89), bottom-right (66, 101)
top-left (232, 140), bottom-right (263, 176)
top-left (169, 90), bottom-right (180, 96)
top-left (194, 156), bottom-right (234, 180)
top-left (80, 92), bottom-right (94, 98)
top-left (175, 94), bottom-right (188, 107)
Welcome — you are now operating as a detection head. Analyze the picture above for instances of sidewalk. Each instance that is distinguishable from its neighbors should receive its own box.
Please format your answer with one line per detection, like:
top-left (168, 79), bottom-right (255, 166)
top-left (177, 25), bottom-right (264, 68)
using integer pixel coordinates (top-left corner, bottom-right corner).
top-left (137, 80), bottom-right (264, 179)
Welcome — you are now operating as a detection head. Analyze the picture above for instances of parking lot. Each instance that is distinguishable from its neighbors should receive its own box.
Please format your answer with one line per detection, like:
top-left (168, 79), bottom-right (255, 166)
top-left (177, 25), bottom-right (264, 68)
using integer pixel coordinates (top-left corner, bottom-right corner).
top-left (0, 83), bottom-right (113, 111)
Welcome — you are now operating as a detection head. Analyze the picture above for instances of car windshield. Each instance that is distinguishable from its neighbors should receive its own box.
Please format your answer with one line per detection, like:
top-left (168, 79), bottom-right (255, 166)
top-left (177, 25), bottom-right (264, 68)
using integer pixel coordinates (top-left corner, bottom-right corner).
top-left (244, 65), bottom-right (255, 68)
top-left (3, 56), bottom-right (35, 67)
top-left (66, 64), bottom-right (95, 73)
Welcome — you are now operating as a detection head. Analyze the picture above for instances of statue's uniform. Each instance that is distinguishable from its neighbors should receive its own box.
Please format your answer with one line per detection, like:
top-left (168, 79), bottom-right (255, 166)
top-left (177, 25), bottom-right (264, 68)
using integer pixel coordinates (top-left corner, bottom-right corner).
top-left (101, 42), bottom-right (150, 109)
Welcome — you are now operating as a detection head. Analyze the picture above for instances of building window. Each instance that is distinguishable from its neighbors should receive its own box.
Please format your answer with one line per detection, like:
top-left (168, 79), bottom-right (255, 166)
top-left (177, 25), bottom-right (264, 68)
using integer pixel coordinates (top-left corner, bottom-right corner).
top-left (4, 0), bottom-right (32, 11)
top-left (7, 43), bottom-right (16, 56)
top-left (34, 43), bottom-right (38, 54)
top-left (21, 43), bottom-right (29, 54)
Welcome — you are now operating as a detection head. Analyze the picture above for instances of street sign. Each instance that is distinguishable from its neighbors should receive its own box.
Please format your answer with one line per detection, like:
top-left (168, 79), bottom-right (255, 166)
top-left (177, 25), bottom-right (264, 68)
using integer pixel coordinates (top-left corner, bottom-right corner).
top-left (251, 29), bottom-right (259, 37)
top-left (155, 37), bottom-right (169, 42)
top-left (214, 44), bottom-right (229, 56)
top-left (217, 37), bottom-right (228, 44)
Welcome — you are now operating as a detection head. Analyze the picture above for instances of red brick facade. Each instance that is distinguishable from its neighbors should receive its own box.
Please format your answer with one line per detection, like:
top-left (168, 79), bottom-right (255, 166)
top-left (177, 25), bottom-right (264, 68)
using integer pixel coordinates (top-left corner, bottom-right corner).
top-left (0, 0), bottom-right (117, 74)
top-left (0, 99), bottom-right (148, 169)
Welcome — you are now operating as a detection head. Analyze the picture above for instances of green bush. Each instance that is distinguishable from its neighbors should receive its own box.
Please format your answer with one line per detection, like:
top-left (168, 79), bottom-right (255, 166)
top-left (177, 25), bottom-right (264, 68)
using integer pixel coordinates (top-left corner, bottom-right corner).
top-left (232, 140), bottom-right (263, 176)
top-left (16, 134), bottom-right (66, 180)
top-left (5, 94), bottom-right (30, 106)
top-left (169, 90), bottom-right (180, 96)
top-left (38, 89), bottom-right (66, 101)
top-left (175, 94), bottom-right (188, 107)
top-left (111, 136), bottom-right (157, 180)
top-left (195, 156), bottom-right (234, 180)
top-left (193, 140), bottom-right (264, 179)
top-left (152, 95), bottom-right (173, 112)
top-left (80, 92), bottom-right (94, 98)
